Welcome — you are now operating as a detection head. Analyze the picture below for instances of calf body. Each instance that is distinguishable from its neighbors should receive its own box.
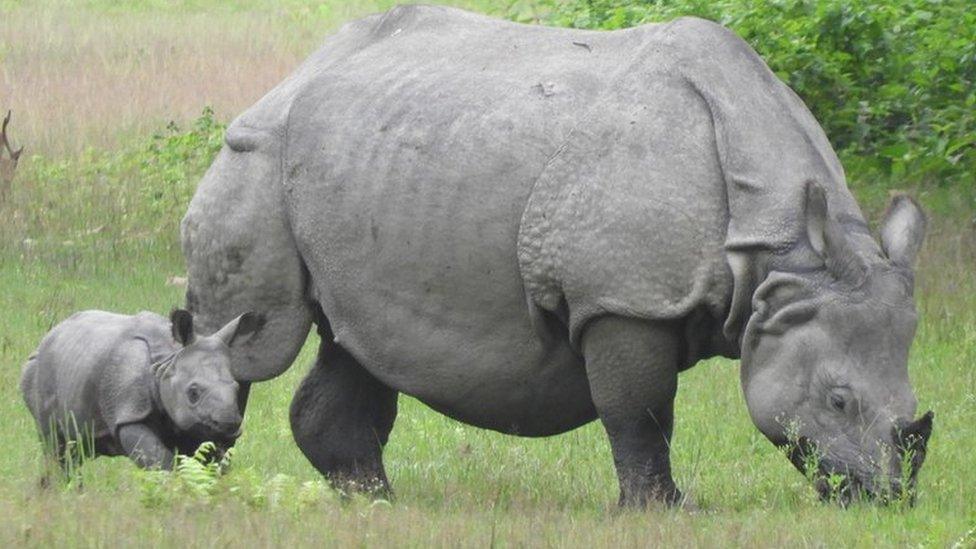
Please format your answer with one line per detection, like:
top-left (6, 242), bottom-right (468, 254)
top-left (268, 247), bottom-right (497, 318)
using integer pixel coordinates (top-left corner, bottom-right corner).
top-left (21, 310), bottom-right (260, 475)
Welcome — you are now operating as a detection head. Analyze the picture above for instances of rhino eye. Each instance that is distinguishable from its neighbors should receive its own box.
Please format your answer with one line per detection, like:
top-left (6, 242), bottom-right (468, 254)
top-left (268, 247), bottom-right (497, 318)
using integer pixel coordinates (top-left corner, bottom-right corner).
top-left (187, 385), bottom-right (202, 405)
top-left (829, 393), bottom-right (846, 412)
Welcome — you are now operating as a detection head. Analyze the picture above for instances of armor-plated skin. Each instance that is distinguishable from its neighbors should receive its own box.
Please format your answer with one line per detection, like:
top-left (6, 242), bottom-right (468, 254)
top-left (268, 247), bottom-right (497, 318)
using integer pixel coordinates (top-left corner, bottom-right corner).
top-left (21, 310), bottom-right (260, 476)
top-left (182, 6), bottom-right (932, 505)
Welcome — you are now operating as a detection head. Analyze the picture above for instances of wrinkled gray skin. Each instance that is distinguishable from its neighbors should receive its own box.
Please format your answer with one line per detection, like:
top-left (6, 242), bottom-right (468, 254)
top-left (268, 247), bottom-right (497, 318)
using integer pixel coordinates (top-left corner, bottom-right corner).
top-left (21, 309), bottom-right (261, 478)
top-left (181, 5), bottom-right (932, 506)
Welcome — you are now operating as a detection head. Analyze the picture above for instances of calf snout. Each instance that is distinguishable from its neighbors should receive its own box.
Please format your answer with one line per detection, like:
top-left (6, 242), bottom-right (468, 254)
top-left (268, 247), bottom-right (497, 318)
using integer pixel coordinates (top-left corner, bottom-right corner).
top-left (202, 409), bottom-right (243, 439)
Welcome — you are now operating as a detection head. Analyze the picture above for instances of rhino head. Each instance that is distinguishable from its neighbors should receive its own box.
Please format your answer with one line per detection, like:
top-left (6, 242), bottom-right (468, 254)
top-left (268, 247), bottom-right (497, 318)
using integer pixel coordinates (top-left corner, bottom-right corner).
top-left (155, 309), bottom-right (264, 444)
top-left (741, 183), bottom-right (931, 505)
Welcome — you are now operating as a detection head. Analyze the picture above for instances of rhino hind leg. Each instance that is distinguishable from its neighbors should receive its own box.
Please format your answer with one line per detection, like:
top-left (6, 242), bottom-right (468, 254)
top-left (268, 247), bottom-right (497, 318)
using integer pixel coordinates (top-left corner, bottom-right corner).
top-left (290, 328), bottom-right (398, 497)
top-left (581, 315), bottom-right (688, 509)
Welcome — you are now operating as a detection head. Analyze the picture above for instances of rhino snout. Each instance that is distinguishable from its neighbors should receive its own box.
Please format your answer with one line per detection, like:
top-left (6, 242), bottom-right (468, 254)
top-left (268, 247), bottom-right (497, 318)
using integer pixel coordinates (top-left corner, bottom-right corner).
top-left (216, 412), bottom-right (243, 435)
top-left (787, 421), bottom-right (933, 507)
top-left (813, 469), bottom-right (916, 507)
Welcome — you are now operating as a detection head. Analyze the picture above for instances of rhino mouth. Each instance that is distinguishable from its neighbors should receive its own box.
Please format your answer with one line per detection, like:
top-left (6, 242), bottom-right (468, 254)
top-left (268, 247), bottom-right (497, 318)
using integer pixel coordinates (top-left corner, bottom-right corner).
top-left (784, 437), bottom-right (926, 507)
top-left (187, 420), bottom-right (243, 445)
top-left (809, 472), bottom-right (906, 507)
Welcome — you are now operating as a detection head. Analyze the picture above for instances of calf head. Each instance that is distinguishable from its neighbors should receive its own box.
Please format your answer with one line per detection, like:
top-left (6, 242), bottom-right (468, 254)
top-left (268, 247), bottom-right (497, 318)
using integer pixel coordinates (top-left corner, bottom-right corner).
top-left (155, 309), bottom-right (264, 444)
top-left (741, 182), bottom-right (931, 505)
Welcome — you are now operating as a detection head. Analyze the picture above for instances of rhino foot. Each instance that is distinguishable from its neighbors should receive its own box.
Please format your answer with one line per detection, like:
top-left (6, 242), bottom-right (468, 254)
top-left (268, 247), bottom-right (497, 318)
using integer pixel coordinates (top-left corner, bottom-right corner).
top-left (290, 333), bottom-right (398, 498)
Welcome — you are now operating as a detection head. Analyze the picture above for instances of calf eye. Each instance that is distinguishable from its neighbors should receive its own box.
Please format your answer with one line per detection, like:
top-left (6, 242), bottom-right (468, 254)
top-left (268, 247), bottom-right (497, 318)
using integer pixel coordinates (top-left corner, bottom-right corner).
top-left (187, 385), bottom-right (202, 405)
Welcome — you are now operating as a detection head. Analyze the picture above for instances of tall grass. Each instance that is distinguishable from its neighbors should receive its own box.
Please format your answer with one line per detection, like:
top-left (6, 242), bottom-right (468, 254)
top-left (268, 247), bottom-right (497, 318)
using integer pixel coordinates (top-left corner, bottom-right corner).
top-left (0, 0), bottom-right (508, 157)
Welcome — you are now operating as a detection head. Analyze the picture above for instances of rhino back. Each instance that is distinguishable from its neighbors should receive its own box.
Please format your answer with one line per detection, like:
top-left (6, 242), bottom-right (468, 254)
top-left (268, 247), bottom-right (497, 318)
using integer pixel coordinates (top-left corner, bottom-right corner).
top-left (24, 311), bottom-right (172, 449)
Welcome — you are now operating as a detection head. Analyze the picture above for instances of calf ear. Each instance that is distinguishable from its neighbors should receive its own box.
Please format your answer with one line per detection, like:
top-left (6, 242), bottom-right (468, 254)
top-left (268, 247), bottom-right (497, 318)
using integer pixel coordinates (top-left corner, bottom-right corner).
top-left (214, 312), bottom-right (266, 348)
top-left (170, 309), bottom-right (195, 346)
top-left (881, 195), bottom-right (926, 269)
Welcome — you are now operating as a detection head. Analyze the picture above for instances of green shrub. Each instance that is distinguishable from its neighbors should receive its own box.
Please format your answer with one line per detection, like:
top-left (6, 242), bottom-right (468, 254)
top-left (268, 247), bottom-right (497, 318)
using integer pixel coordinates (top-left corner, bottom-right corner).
top-left (138, 442), bottom-right (235, 507)
top-left (510, 0), bottom-right (975, 190)
top-left (2, 107), bottom-right (224, 256)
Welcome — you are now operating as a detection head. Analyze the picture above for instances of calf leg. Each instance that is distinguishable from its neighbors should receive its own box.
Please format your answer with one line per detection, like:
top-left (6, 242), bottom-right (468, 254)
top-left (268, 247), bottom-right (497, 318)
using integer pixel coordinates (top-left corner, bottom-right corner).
top-left (581, 315), bottom-right (686, 508)
top-left (118, 423), bottom-right (175, 470)
top-left (290, 338), bottom-right (398, 496)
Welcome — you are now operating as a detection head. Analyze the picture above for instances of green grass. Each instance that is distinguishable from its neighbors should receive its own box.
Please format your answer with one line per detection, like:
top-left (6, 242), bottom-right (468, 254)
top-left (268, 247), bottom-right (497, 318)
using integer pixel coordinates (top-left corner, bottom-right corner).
top-left (2, 234), bottom-right (973, 546)
top-left (1, 1), bottom-right (975, 547)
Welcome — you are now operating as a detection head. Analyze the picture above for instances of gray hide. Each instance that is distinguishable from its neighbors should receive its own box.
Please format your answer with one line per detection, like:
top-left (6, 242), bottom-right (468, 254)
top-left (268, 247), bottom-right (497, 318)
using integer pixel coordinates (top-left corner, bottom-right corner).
top-left (21, 310), bottom-right (259, 473)
top-left (182, 5), bottom-right (930, 504)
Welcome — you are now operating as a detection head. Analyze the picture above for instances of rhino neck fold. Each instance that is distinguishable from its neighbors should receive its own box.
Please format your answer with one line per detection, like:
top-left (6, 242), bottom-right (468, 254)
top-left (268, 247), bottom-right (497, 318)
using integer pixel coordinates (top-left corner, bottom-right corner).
top-left (133, 334), bottom-right (166, 413)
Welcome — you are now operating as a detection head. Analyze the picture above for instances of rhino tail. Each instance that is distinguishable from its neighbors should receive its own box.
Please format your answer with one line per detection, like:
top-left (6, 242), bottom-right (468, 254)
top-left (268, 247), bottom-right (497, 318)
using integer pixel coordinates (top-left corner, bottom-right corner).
top-left (20, 351), bottom-right (39, 417)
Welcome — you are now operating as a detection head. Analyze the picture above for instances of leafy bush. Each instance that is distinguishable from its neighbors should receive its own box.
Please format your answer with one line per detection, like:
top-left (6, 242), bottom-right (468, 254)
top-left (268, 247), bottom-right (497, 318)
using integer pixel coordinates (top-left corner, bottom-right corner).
top-left (510, 0), bottom-right (975, 189)
top-left (138, 446), bottom-right (340, 513)
top-left (138, 442), bottom-right (235, 507)
top-left (2, 107), bottom-right (224, 255)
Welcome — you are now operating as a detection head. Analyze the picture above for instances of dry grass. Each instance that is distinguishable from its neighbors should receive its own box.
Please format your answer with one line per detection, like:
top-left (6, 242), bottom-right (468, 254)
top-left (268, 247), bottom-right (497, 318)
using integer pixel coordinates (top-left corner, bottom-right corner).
top-left (1, 9), bottom-right (301, 156)
top-left (0, 1), bottom-right (508, 158)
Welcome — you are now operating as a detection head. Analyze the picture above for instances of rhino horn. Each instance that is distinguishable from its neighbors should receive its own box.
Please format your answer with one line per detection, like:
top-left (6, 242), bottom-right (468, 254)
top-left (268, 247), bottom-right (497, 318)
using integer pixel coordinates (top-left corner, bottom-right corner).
top-left (895, 410), bottom-right (934, 453)
top-left (804, 181), bottom-right (866, 283)
top-left (894, 410), bottom-right (934, 484)
top-left (213, 312), bottom-right (266, 348)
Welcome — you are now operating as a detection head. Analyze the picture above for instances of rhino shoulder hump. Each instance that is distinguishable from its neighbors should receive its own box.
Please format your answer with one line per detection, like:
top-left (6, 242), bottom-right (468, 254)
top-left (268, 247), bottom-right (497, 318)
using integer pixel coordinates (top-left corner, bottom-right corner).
top-left (666, 16), bottom-right (749, 50)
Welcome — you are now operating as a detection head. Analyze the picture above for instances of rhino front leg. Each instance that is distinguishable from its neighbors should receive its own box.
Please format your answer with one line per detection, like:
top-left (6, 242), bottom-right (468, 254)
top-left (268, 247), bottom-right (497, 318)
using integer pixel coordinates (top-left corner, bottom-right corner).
top-left (582, 315), bottom-right (685, 508)
top-left (118, 423), bottom-right (175, 470)
top-left (290, 336), bottom-right (398, 497)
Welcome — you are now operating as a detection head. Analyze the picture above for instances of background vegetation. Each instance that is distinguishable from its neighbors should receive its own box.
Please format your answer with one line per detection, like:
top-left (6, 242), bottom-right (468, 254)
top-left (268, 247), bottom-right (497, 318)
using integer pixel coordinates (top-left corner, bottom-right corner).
top-left (0, 0), bottom-right (973, 546)
top-left (514, 0), bottom-right (976, 195)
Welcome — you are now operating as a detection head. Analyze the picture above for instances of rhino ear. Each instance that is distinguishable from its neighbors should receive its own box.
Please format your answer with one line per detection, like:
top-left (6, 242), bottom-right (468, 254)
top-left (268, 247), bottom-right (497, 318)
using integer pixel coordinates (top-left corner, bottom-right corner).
top-left (881, 194), bottom-right (926, 269)
top-left (752, 272), bottom-right (818, 334)
top-left (170, 309), bottom-right (195, 346)
top-left (805, 181), bottom-right (829, 257)
top-left (804, 181), bottom-right (865, 283)
top-left (213, 312), bottom-right (266, 348)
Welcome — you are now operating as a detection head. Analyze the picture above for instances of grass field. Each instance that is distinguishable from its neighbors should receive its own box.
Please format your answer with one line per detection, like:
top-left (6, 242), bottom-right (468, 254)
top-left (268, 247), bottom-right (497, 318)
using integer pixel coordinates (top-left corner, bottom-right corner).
top-left (1, 1), bottom-right (974, 547)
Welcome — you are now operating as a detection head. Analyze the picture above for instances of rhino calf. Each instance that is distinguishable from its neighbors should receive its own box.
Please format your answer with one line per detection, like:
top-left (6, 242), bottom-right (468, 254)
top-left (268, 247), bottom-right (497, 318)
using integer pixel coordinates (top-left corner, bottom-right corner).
top-left (21, 309), bottom-right (262, 478)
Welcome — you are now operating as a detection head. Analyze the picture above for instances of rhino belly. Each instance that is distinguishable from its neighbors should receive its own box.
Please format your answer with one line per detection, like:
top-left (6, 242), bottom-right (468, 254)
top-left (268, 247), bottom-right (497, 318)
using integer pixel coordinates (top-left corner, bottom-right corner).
top-left (288, 150), bottom-right (596, 435)
top-left (284, 104), bottom-right (603, 434)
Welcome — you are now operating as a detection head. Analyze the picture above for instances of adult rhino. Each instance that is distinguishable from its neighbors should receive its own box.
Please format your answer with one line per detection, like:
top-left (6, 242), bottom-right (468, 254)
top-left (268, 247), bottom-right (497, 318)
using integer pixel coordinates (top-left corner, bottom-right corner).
top-left (181, 5), bottom-right (932, 506)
